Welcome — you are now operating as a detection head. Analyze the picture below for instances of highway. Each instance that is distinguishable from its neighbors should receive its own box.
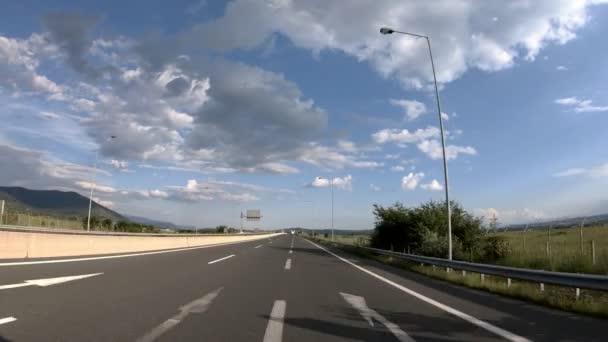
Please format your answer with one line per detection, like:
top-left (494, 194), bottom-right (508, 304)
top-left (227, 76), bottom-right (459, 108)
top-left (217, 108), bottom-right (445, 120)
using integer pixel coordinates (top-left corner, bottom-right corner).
top-left (0, 234), bottom-right (606, 341)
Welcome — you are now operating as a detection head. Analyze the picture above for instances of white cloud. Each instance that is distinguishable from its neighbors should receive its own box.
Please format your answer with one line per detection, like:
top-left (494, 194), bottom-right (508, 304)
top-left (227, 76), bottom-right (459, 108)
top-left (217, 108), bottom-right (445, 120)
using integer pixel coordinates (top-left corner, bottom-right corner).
top-left (555, 97), bottom-right (608, 112)
top-left (110, 159), bottom-right (129, 170)
top-left (401, 172), bottom-right (424, 190)
top-left (309, 175), bottom-right (353, 191)
top-left (391, 165), bottom-right (405, 172)
top-left (474, 207), bottom-right (546, 224)
top-left (417, 139), bottom-right (477, 160)
top-left (385, 153), bottom-right (400, 160)
top-left (372, 127), bottom-right (439, 145)
top-left (92, 197), bottom-right (114, 208)
top-left (421, 179), bottom-right (443, 191)
top-left (189, 0), bottom-right (604, 87)
top-left (441, 112), bottom-right (449, 121)
top-left (556, 65), bottom-right (568, 71)
top-left (75, 181), bottom-right (117, 193)
top-left (370, 184), bottom-right (381, 192)
top-left (39, 111), bottom-right (61, 120)
top-left (554, 163), bottom-right (608, 178)
top-left (336, 139), bottom-right (357, 152)
top-left (298, 143), bottom-right (381, 170)
top-left (390, 99), bottom-right (426, 120)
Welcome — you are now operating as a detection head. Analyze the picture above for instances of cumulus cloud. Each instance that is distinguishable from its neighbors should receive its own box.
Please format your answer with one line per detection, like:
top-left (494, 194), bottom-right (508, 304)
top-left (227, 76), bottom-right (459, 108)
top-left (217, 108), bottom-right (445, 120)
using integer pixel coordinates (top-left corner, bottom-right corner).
top-left (308, 175), bottom-right (353, 191)
top-left (165, 178), bottom-right (291, 202)
top-left (420, 179), bottom-right (443, 191)
top-left (390, 99), bottom-right (426, 120)
top-left (187, 0), bottom-right (604, 87)
top-left (0, 33), bottom-right (62, 95)
top-left (417, 139), bottom-right (477, 160)
top-left (75, 181), bottom-right (117, 193)
top-left (401, 172), bottom-right (424, 190)
top-left (298, 143), bottom-right (381, 170)
top-left (556, 65), bottom-right (568, 71)
top-left (390, 165), bottom-right (405, 172)
top-left (555, 97), bottom-right (608, 112)
top-left (372, 127), bottom-right (439, 145)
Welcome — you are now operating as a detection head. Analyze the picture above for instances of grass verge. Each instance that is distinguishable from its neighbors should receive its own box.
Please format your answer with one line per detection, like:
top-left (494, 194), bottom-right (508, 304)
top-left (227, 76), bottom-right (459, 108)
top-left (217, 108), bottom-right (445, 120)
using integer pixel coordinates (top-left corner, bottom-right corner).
top-left (310, 236), bottom-right (608, 318)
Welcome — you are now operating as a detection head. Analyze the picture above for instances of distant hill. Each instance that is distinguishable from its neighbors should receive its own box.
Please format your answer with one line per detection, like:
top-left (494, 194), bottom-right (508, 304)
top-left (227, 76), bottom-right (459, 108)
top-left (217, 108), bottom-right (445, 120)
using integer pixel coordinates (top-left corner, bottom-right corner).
top-left (504, 213), bottom-right (608, 231)
top-left (126, 215), bottom-right (194, 230)
top-left (0, 186), bottom-right (124, 221)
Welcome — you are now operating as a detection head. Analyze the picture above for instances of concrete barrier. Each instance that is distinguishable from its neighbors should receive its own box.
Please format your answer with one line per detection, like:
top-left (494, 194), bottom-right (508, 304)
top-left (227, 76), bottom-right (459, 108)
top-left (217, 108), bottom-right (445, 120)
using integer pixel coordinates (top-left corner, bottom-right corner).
top-left (0, 228), bottom-right (281, 259)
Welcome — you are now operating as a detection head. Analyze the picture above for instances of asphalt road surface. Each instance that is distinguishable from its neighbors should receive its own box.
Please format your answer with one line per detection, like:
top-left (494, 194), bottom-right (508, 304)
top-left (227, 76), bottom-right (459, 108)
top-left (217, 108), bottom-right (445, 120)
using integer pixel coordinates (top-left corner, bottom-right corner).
top-left (1, 234), bottom-right (606, 341)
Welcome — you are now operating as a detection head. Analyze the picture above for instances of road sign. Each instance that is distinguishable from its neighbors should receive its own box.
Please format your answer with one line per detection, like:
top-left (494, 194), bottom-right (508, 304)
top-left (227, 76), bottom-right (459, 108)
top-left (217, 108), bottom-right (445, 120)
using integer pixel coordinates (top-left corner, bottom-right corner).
top-left (246, 209), bottom-right (261, 221)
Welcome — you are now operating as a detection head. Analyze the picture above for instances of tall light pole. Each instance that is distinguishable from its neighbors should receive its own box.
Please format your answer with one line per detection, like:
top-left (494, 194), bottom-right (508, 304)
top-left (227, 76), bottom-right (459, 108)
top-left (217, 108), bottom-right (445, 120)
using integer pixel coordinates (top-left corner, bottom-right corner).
top-left (317, 177), bottom-right (334, 241)
top-left (87, 135), bottom-right (116, 231)
top-left (380, 27), bottom-right (453, 260)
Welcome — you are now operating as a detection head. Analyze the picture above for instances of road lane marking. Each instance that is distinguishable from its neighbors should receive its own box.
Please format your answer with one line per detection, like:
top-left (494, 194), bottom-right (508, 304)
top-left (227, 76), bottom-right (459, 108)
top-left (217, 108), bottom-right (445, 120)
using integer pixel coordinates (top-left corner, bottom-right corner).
top-left (307, 240), bottom-right (531, 342)
top-left (255, 245), bottom-right (263, 249)
top-left (0, 240), bottom-right (261, 267)
top-left (0, 317), bottom-right (17, 325)
top-left (0, 273), bottom-right (102, 291)
top-left (263, 300), bottom-right (286, 342)
top-left (208, 254), bottom-right (235, 264)
top-left (136, 287), bottom-right (222, 342)
top-left (284, 258), bottom-right (292, 270)
top-left (288, 250), bottom-right (293, 254)
top-left (341, 292), bottom-right (415, 341)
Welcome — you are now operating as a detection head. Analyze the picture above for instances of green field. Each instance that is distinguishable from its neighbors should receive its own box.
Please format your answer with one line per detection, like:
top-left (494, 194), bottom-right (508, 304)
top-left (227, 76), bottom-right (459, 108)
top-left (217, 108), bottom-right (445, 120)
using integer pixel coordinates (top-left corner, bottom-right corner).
top-left (2, 212), bottom-right (83, 230)
top-left (493, 226), bottom-right (608, 274)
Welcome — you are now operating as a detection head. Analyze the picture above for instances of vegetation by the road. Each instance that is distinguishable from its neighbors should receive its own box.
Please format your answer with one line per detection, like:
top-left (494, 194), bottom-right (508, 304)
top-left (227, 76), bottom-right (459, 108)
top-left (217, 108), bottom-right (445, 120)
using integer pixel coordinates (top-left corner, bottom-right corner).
top-left (492, 226), bottom-right (608, 274)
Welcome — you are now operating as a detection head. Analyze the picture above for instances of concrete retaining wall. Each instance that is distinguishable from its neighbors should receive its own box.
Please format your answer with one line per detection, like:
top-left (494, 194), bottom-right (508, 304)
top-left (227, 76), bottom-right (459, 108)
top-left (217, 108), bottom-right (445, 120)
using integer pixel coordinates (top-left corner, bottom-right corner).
top-left (0, 229), bottom-right (281, 259)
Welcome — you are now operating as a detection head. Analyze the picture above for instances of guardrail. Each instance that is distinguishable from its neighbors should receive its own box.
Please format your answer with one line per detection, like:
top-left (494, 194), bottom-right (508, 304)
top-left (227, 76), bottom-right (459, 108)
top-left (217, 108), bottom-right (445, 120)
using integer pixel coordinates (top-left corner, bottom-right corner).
top-left (0, 224), bottom-right (273, 237)
top-left (322, 240), bottom-right (608, 291)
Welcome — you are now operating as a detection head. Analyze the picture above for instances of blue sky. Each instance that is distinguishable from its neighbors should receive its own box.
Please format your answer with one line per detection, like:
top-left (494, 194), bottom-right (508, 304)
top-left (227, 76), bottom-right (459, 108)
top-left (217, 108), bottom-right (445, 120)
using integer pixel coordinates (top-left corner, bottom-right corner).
top-left (1, 0), bottom-right (608, 229)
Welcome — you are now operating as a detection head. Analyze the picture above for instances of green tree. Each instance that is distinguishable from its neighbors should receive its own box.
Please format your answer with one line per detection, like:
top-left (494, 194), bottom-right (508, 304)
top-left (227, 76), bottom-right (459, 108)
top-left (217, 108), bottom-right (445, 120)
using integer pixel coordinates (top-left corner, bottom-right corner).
top-left (216, 225), bottom-right (228, 233)
top-left (101, 218), bottom-right (113, 231)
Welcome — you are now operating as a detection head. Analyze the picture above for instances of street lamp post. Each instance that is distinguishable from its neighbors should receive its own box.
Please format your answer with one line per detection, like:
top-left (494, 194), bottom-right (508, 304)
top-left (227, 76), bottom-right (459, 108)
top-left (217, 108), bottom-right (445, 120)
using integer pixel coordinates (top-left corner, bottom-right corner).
top-left (87, 135), bottom-right (116, 232)
top-left (380, 27), bottom-right (453, 260)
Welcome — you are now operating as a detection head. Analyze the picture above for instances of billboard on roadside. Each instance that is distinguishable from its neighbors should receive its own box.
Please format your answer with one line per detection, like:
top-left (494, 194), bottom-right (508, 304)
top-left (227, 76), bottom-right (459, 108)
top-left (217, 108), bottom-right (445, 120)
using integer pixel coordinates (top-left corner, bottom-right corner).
top-left (246, 209), bottom-right (261, 221)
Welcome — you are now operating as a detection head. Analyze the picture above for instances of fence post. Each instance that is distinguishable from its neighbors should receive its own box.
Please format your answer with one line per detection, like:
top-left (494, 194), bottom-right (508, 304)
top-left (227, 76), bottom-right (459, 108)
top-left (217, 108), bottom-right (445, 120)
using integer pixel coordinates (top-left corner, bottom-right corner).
top-left (540, 283), bottom-right (545, 292)
top-left (580, 219), bottom-right (585, 255)
top-left (507, 278), bottom-right (512, 288)
top-left (591, 240), bottom-right (596, 265)
top-left (546, 241), bottom-right (550, 258)
top-left (480, 274), bottom-right (485, 283)
top-left (461, 270), bottom-right (466, 277)
top-left (576, 288), bottom-right (581, 300)
top-left (0, 200), bottom-right (4, 225)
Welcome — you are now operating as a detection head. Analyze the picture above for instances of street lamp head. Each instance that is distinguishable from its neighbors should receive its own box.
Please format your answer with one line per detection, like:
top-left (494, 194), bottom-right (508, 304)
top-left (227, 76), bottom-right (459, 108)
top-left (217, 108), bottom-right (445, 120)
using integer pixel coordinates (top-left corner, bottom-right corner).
top-left (380, 27), bottom-right (395, 35)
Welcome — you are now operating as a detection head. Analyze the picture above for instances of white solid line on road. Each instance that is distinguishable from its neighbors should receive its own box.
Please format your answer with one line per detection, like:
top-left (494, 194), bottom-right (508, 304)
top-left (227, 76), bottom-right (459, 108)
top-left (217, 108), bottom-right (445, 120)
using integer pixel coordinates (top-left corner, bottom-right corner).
top-left (0, 317), bottom-right (17, 325)
top-left (0, 240), bottom-right (261, 267)
top-left (284, 258), bottom-right (292, 270)
top-left (263, 300), bottom-right (287, 342)
top-left (288, 250), bottom-right (293, 254)
top-left (208, 254), bottom-right (235, 264)
top-left (255, 245), bottom-right (263, 249)
top-left (307, 240), bottom-right (531, 342)
top-left (0, 273), bottom-right (103, 291)
top-left (136, 287), bottom-right (222, 342)
top-left (341, 292), bottom-right (415, 342)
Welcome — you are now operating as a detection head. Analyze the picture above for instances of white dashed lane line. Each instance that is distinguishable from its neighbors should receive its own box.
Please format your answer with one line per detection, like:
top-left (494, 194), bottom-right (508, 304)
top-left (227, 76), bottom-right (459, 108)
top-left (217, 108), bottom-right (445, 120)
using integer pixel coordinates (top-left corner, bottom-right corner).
top-left (207, 254), bottom-right (235, 265)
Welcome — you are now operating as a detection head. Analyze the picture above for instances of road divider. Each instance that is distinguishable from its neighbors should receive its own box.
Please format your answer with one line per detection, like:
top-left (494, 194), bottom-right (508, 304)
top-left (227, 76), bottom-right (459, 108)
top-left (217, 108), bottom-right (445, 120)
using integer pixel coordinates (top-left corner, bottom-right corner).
top-left (0, 228), bottom-right (281, 259)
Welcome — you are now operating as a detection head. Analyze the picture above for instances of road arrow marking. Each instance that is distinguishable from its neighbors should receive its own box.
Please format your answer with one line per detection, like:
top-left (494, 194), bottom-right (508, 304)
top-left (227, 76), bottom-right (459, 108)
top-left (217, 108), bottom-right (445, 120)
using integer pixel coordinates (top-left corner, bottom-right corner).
top-left (340, 292), bottom-right (415, 342)
top-left (136, 287), bottom-right (223, 342)
top-left (0, 273), bottom-right (103, 290)
top-left (0, 317), bottom-right (17, 325)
